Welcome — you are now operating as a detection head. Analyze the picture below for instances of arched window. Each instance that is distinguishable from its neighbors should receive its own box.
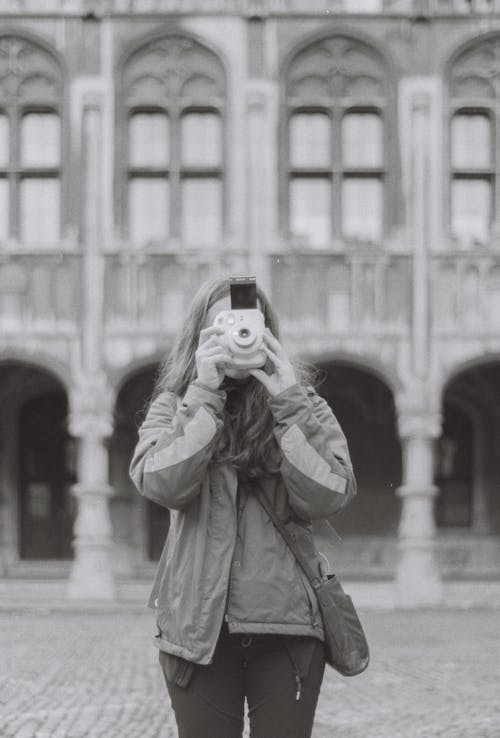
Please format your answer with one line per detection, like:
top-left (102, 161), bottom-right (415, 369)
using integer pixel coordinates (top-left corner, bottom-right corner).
top-left (448, 38), bottom-right (500, 247)
top-left (122, 35), bottom-right (226, 249)
top-left (0, 36), bottom-right (62, 247)
top-left (284, 36), bottom-right (388, 248)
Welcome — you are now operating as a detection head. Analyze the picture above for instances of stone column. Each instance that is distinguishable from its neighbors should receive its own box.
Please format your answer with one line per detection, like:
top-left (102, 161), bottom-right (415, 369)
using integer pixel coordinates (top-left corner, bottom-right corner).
top-left (66, 93), bottom-right (116, 599)
top-left (66, 381), bottom-right (116, 600)
top-left (395, 410), bottom-right (443, 607)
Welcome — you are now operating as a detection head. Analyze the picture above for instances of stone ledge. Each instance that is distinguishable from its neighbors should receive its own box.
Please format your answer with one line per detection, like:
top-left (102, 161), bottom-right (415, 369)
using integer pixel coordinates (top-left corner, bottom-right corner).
top-left (2, 577), bottom-right (500, 611)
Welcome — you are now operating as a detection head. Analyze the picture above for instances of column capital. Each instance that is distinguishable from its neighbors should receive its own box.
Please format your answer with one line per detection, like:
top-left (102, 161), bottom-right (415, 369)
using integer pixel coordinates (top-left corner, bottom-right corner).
top-left (69, 375), bottom-right (113, 439)
top-left (71, 482), bottom-right (114, 499)
top-left (412, 91), bottom-right (432, 114)
top-left (397, 410), bottom-right (442, 441)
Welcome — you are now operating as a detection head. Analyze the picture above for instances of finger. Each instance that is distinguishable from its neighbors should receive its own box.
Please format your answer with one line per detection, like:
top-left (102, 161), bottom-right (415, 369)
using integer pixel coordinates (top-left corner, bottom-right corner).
top-left (199, 326), bottom-right (224, 345)
top-left (198, 343), bottom-right (227, 356)
top-left (262, 343), bottom-right (281, 365)
top-left (248, 368), bottom-right (271, 386)
top-left (202, 350), bottom-right (233, 365)
top-left (197, 335), bottom-right (224, 352)
top-left (263, 329), bottom-right (285, 355)
top-left (200, 325), bottom-right (224, 336)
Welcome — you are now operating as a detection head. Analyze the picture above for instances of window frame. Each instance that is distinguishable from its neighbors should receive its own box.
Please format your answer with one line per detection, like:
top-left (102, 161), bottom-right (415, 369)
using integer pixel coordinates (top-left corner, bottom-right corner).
top-left (0, 102), bottom-right (62, 246)
top-left (447, 105), bottom-right (496, 246)
top-left (284, 101), bottom-right (387, 248)
top-left (120, 38), bottom-right (227, 251)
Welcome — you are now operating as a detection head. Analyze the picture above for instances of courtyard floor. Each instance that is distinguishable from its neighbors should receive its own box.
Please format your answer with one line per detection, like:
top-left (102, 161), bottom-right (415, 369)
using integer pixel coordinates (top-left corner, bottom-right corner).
top-left (1, 606), bottom-right (499, 738)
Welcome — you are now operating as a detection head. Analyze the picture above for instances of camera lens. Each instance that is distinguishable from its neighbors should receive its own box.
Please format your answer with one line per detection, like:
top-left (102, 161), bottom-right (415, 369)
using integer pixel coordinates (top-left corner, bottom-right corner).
top-left (233, 326), bottom-right (256, 347)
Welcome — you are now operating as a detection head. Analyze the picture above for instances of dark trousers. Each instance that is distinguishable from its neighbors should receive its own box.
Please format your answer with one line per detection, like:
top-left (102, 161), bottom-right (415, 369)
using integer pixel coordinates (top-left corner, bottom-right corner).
top-left (159, 625), bottom-right (326, 738)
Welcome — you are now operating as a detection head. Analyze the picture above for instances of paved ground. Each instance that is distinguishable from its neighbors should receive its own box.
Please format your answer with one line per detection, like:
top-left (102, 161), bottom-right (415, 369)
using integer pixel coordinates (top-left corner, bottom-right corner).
top-left (1, 607), bottom-right (499, 738)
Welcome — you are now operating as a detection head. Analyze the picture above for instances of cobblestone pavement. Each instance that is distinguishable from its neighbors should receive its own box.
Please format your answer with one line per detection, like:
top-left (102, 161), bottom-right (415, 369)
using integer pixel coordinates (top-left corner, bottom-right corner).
top-left (1, 607), bottom-right (499, 738)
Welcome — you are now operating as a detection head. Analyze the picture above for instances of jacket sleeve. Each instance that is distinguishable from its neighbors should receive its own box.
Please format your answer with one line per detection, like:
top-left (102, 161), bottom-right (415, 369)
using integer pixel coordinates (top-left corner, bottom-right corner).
top-left (129, 382), bottom-right (226, 510)
top-left (269, 383), bottom-right (356, 521)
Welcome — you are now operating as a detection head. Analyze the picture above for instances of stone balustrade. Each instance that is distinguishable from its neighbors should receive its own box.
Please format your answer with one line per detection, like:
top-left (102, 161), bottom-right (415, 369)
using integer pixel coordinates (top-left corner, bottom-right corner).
top-left (0, 252), bottom-right (82, 332)
top-left (3, 247), bottom-right (500, 341)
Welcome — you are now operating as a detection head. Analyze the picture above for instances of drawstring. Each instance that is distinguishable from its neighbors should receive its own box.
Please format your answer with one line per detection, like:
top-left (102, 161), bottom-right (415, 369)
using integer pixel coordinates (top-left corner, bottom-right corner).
top-left (294, 672), bottom-right (302, 702)
top-left (283, 641), bottom-right (302, 701)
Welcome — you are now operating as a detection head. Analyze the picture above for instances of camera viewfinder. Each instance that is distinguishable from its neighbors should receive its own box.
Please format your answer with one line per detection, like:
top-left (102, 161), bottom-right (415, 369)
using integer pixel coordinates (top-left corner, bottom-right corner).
top-left (230, 276), bottom-right (257, 310)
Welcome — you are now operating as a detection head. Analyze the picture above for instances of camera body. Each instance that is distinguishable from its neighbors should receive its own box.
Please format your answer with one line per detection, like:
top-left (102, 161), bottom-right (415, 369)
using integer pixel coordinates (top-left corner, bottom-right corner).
top-left (213, 277), bottom-right (266, 369)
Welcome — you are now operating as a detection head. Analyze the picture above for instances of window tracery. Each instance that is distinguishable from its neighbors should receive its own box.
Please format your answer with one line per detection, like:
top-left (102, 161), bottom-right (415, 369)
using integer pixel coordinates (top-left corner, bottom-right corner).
top-left (448, 38), bottom-right (500, 247)
top-left (0, 36), bottom-right (61, 247)
top-left (121, 35), bottom-right (226, 249)
top-left (284, 36), bottom-right (388, 248)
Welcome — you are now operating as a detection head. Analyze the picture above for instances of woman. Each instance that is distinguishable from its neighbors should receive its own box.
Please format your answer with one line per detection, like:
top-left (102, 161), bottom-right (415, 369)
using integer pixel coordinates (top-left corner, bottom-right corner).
top-left (129, 276), bottom-right (356, 738)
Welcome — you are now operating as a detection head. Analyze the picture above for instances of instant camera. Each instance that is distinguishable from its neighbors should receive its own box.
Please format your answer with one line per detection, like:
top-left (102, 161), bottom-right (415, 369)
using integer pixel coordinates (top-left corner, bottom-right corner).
top-left (213, 277), bottom-right (266, 369)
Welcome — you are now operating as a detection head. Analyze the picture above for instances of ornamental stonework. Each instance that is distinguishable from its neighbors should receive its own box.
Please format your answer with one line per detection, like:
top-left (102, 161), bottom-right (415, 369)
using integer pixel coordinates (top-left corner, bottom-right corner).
top-left (286, 36), bottom-right (386, 102)
top-left (0, 36), bottom-right (60, 104)
top-left (123, 35), bottom-right (226, 106)
top-left (450, 38), bottom-right (500, 100)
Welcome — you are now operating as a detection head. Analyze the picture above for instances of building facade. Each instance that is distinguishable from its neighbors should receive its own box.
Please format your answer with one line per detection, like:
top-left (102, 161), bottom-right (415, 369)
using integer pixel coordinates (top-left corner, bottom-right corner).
top-left (1, 0), bottom-right (500, 606)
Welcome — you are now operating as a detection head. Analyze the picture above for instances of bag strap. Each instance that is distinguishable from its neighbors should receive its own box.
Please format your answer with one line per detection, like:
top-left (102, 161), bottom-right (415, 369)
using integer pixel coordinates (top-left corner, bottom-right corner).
top-left (255, 490), bottom-right (333, 591)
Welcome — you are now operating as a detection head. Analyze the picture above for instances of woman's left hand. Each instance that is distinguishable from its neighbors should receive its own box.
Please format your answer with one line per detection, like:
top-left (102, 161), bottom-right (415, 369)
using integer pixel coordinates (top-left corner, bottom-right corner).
top-left (249, 329), bottom-right (297, 397)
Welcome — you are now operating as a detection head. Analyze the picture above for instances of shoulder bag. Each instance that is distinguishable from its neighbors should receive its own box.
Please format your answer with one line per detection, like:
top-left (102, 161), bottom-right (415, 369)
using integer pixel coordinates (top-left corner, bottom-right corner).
top-left (256, 490), bottom-right (370, 677)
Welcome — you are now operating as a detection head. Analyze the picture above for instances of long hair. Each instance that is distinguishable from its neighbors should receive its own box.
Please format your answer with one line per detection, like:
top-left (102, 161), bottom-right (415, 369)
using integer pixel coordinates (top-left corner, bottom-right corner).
top-left (151, 276), bottom-right (313, 479)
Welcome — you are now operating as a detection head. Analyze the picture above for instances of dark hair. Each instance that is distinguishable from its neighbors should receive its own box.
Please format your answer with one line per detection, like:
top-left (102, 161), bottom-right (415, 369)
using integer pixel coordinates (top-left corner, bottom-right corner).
top-left (152, 276), bottom-right (312, 479)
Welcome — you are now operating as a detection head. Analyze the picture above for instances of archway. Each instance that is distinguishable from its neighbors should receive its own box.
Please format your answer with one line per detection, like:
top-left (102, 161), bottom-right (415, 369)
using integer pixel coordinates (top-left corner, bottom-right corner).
top-left (111, 364), bottom-right (168, 567)
top-left (315, 361), bottom-right (401, 536)
top-left (0, 361), bottom-right (74, 560)
top-left (437, 361), bottom-right (500, 532)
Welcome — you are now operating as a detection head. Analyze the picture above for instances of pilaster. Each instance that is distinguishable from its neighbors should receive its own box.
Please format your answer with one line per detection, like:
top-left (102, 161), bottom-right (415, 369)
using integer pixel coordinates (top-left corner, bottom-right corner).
top-left (246, 79), bottom-right (278, 294)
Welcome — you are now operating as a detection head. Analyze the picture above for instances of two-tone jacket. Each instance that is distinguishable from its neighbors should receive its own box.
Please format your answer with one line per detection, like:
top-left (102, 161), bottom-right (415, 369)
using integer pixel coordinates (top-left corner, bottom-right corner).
top-left (129, 381), bottom-right (356, 665)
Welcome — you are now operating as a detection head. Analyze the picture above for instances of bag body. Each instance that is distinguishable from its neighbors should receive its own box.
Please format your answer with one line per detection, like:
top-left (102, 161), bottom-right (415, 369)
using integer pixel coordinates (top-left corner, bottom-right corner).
top-left (255, 489), bottom-right (369, 677)
top-left (314, 574), bottom-right (369, 676)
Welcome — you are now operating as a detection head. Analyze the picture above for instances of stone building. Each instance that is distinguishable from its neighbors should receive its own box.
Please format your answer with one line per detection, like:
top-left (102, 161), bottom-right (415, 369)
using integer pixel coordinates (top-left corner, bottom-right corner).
top-left (1, 0), bottom-right (500, 606)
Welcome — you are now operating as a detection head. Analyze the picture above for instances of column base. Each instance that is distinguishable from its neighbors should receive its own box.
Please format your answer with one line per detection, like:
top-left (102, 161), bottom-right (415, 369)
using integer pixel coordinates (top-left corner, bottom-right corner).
top-left (67, 545), bottom-right (116, 600)
top-left (394, 540), bottom-right (443, 608)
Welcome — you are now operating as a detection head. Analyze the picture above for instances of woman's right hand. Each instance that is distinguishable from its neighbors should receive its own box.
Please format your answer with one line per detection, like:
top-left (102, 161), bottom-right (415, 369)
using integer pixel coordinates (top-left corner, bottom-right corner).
top-left (195, 327), bottom-right (232, 390)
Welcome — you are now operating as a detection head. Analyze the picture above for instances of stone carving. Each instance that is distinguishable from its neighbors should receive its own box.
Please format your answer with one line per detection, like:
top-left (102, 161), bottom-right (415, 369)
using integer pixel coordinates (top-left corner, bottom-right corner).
top-left (450, 38), bottom-right (500, 100)
top-left (123, 35), bottom-right (226, 105)
top-left (286, 35), bottom-right (386, 100)
top-left (0, 36), bottom-right (60, 103)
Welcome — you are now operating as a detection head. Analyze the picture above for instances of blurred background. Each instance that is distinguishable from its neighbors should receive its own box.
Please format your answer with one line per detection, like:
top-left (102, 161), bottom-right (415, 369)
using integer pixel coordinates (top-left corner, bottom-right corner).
top-left (1, 0), bottom-right (500, 610)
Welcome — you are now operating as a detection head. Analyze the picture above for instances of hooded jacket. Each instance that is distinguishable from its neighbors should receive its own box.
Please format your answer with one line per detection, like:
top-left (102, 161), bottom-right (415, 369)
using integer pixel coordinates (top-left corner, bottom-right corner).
top-left (129, 380), bottom-right (356, 665)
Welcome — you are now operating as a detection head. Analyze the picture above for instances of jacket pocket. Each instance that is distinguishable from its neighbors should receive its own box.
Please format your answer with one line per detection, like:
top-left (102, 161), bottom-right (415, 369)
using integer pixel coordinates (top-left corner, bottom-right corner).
top-left (158, 650), bottom-right (195, 688)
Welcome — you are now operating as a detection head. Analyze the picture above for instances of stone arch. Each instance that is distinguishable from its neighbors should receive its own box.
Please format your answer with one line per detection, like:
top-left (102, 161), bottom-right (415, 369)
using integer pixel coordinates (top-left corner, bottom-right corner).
top-left (440, 352), bottom-right (500, 399)
top-left (109, 351), bottom-right (166, 407)
top-left (109, 360), bottom-right (165, 570)
top-left (0, 350), bottom-right (71, 393)
top-left (312, 357), bottom-right (402, 538)
top-left (304, 348), bottom-right (403, 397)
top-left (436, 357), bottom-right (500, 534)
top-left (0, 360), bottom-right (73, 562)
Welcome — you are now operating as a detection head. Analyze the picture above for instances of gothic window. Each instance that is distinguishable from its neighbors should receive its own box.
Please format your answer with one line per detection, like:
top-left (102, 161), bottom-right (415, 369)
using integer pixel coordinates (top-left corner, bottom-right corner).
top-left (122, 36), bottom-right (226, 249)
top-left (284, 37), bottom-right (388, 248)
top-left (448, 39), bottom-right (500, 246)
top-left (0, 37), bottom-right (62, 246)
